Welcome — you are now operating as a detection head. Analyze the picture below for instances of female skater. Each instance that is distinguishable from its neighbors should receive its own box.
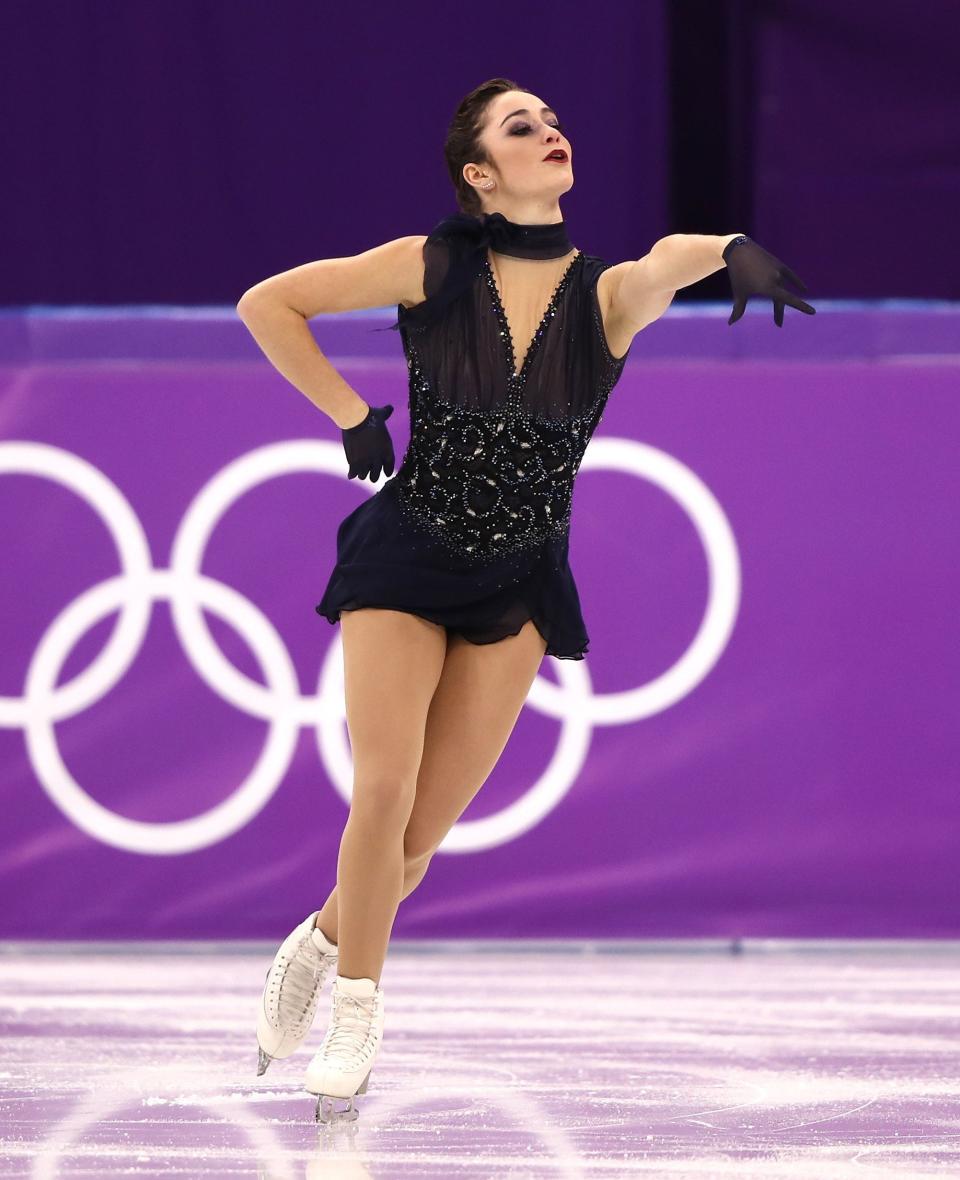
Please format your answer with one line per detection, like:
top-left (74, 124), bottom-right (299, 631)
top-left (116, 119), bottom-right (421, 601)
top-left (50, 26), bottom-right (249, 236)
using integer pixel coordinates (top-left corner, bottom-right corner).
top-left (237, 77), bottom-right (815, 1123)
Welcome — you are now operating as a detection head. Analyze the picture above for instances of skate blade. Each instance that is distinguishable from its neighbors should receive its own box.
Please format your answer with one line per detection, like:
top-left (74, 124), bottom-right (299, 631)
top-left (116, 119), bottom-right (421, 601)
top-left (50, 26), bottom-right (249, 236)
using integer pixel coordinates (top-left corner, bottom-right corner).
top-left (310, 1070), bottom-right (371, 1124)
top-left (315, 1095), bottom-right (359, 1123)
top-left (256, 1046), bottom-right (272, 1076)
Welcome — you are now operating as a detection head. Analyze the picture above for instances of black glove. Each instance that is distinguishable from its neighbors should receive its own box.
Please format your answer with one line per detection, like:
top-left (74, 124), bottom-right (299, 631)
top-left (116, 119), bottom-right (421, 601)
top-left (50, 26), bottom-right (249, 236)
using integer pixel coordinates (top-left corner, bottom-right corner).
top-left (340, 403), bottom-right (396, 481)
top-left (722, 235), bottom-right (816, 327)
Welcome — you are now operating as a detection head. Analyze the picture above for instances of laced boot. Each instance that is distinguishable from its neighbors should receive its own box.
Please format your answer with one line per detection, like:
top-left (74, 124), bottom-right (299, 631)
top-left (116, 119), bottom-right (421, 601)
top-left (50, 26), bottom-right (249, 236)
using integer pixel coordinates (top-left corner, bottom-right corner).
top-left (304, 974), bottom-right (385, 1123)
top-left (256, 910), bottom-right (339, 1076)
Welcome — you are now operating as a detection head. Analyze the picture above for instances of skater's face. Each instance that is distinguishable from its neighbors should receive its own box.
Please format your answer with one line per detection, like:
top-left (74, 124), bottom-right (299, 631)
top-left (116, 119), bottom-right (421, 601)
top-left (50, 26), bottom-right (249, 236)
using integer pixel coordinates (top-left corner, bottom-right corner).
top-left (466, 90), bottom-right (573, 207)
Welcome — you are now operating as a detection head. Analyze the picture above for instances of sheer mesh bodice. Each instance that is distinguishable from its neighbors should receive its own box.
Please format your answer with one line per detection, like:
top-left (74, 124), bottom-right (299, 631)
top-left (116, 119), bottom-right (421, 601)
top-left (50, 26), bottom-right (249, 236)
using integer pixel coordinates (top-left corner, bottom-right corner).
top-left (391, 240), bottom-right (631, 565)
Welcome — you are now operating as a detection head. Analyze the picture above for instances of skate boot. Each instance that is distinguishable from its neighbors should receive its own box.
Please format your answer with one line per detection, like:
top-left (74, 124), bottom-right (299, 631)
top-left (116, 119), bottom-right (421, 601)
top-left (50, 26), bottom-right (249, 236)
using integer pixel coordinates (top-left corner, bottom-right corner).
top-left (304, 974), bottom-right (385, 1123)
top-left (256, 910), bottom-right (339, 1076)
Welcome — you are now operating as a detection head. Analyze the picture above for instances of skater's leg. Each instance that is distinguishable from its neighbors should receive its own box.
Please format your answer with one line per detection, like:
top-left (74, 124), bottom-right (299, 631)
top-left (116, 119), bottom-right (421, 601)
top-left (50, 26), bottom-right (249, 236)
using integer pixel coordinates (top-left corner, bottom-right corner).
top-left (401, 618), bottom-right (548, 865)
top-left (314, 849), bottom-right (433, 946)
top-left (330, 607), bottom-right (448, 985)
top-left (314, 619), bottom-right (546, 942)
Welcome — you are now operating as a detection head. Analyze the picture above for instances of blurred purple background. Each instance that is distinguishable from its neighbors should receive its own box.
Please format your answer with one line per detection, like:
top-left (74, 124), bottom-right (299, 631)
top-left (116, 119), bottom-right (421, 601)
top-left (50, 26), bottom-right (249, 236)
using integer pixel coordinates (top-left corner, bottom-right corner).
top-left (4, 2), bottom-right (956, 305)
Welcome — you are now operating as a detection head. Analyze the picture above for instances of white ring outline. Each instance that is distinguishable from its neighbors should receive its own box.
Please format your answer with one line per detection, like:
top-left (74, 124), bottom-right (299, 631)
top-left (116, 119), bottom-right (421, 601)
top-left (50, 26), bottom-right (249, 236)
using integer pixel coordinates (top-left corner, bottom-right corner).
top-left (2, 435), bottom-right (740, 855)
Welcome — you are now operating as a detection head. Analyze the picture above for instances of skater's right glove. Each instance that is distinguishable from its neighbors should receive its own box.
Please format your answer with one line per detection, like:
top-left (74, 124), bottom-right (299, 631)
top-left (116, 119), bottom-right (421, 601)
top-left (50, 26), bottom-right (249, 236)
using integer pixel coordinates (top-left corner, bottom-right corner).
top-left (340, 403), bottom-right (396, 482)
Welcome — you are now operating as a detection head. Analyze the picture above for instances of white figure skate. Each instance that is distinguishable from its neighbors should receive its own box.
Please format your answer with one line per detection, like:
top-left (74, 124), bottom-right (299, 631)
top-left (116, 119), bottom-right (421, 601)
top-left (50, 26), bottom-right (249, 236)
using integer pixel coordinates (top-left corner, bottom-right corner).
top-left (256, 910), bottom-right (339, 1076)
top-left (304, 974), bottom-right (385, 1123)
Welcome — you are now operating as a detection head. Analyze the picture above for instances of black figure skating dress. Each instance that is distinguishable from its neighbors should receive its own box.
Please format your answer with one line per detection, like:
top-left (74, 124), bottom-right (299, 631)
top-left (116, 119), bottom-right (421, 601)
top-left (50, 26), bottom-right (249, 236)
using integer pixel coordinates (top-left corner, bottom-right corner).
top-left (316, 230), bottom-right (632, 660)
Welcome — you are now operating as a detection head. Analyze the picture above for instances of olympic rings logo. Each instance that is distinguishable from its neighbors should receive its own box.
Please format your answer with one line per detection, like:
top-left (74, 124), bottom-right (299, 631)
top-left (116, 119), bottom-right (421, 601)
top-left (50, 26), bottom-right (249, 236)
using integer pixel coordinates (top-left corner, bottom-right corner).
top-left (0, 438), bottom-right (740, 857)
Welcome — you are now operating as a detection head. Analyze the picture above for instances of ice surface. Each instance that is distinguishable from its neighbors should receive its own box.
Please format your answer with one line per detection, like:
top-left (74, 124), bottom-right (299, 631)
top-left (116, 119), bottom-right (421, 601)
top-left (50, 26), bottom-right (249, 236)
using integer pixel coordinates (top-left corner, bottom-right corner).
top-left (1, 945), bottom-right (958, 1178)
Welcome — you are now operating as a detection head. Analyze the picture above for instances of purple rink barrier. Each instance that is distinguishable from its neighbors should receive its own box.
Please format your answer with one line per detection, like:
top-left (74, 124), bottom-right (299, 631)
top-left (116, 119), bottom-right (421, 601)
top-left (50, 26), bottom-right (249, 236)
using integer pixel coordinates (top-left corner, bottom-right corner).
top-left (1, 302), bottom-right (957, 940)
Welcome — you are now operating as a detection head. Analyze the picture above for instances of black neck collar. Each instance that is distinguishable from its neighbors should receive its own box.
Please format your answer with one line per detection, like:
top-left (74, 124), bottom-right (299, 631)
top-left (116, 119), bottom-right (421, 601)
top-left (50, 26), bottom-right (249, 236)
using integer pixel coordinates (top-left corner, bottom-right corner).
top-left (470, 211), bottom-right (574, 259)
top-left (385, 210), bottom-right (576, 333)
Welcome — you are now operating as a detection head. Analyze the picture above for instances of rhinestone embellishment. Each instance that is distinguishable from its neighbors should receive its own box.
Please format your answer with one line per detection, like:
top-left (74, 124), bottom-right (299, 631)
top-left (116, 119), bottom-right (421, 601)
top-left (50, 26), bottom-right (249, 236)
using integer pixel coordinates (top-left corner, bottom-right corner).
top-left (392, 254), bottom-right (629, 565)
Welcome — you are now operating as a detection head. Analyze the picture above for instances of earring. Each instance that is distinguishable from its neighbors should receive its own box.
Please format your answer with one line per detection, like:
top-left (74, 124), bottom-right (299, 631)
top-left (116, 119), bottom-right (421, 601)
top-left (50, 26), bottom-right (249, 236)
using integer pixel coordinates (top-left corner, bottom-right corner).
top-left (480, 180), bottom-right (494, 190)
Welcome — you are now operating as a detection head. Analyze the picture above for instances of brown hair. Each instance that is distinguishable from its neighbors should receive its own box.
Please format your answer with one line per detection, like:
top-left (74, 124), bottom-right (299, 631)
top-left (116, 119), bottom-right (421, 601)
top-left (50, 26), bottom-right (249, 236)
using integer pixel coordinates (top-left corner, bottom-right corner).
top-left (444, 77), bottom-right (533, 216)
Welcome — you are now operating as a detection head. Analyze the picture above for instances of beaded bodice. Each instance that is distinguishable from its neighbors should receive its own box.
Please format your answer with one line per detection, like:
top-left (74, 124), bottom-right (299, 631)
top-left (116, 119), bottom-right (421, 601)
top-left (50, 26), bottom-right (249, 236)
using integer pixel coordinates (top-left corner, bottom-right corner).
top-left (392, 242), bottom-right (631, 565)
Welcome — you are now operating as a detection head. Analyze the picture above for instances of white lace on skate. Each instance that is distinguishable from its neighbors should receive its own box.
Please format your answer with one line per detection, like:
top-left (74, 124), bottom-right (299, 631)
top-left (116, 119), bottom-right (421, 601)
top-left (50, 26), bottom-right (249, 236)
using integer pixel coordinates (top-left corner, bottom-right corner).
top-left (276, 951), bottom-right (322, 1033)
top-left (319, 990), bottom-right (380, 1066)
top-left (268, 935), bottom-right (335, 1036)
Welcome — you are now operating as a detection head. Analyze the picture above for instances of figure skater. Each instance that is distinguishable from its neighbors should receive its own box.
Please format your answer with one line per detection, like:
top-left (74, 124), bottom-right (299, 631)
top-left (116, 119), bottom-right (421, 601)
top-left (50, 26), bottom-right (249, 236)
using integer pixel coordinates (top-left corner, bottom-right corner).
top-left (236, 76), bottom-right (815, 1123)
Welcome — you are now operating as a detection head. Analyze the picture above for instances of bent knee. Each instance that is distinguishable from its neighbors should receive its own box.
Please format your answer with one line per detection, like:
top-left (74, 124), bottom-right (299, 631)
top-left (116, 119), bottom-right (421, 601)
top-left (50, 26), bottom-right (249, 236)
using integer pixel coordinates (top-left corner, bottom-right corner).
top-left (401, 831), bottom-right (438, 865)
top-left (350, 776), bottom-right (417, 823)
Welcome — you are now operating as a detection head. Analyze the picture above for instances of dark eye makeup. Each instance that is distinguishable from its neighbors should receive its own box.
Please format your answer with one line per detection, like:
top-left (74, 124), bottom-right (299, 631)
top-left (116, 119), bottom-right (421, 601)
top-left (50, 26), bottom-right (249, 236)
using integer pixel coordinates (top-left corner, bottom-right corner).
top-left (509, 121), bottom-right (564, 136)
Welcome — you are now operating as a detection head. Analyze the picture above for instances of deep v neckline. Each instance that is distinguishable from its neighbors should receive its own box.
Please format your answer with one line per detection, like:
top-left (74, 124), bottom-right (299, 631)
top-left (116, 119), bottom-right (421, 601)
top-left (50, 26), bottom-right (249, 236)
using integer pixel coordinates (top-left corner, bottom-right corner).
top-left (483, 250), bottom-right (582, 383)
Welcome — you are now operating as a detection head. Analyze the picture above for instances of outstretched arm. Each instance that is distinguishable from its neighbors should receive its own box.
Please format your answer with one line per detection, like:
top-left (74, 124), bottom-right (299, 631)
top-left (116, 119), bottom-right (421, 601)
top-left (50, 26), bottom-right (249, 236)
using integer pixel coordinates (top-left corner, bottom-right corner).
top-left (618, 233), bottom-right (815, 329)
top-left (635, 233), bottom-right (745, 293)
top-left (603, 233), bottom-right (744, 341)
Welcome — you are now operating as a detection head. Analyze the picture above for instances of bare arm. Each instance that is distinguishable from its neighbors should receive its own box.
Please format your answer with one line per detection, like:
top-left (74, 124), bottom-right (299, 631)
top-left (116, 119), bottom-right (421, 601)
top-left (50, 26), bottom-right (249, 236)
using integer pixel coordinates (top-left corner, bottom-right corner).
top-left (236, 235), bottom-right (427, 430)
top-left (639, 232), bottom-right (744, 292)
top-left (601, 233), bottom-right (744, 344)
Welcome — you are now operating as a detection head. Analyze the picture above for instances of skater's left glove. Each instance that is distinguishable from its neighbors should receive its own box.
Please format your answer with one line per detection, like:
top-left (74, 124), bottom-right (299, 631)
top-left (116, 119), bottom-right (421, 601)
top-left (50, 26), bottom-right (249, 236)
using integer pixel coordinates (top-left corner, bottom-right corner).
top-left (722, 236), bottom-right (816, 327)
